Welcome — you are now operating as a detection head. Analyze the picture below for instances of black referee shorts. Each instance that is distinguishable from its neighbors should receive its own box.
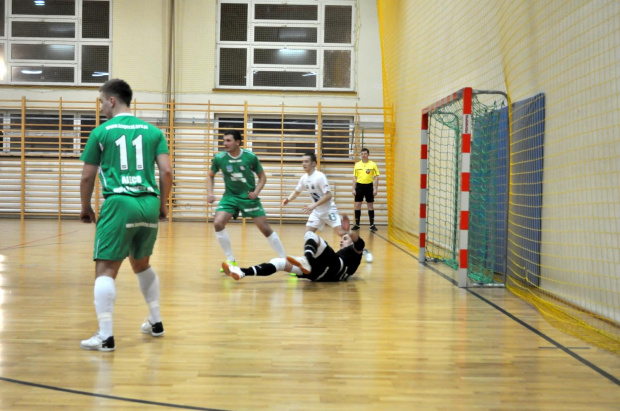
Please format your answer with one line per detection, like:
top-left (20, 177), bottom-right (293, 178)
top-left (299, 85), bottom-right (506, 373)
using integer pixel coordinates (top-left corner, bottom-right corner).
top-left (355, 183), bottom-right (374, 203)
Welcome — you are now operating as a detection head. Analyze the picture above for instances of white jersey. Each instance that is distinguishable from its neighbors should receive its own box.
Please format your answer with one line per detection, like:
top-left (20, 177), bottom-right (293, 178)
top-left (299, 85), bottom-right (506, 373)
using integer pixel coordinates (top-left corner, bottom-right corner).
top-left (295, 170), bottom-right (335, 214)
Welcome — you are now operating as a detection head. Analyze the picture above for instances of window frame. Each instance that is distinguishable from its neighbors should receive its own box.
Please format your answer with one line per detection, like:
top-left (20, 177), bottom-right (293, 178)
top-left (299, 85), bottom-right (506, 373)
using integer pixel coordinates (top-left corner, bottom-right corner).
top-left (213, 113), bottom-right (355, 161)
top-left (216, 0), bottom-right (356, 92)
top-left (0, 0), bottom-right (112, 86)
top-left (0, 111), bottom-right (101, 157)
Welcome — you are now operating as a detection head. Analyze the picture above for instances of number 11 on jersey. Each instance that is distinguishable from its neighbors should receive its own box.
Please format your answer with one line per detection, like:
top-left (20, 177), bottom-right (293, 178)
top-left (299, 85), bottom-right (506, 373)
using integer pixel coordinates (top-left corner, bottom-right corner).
top-left (115, 134), bottom-right (144, 170)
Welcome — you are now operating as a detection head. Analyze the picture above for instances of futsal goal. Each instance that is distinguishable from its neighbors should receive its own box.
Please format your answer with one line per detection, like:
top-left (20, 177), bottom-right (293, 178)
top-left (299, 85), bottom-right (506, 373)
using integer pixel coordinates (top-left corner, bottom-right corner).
top-left (419, 88), bottom-right (509, 288)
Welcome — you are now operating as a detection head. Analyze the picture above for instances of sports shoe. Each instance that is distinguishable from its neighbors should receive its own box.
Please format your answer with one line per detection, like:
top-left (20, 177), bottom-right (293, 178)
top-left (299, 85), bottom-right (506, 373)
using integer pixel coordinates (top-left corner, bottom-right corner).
top-left (287, 256), bottom-right (311, 274)
top-left (141, 319), bottom-right (165, 337)
top-left (80, 332), bottom-right (115, 352)
top-left (370, 224), bottom-right (378, 232)
top-left (220, 259), bottom-right (238, 272)
top-left (222, 261), bottom-right (245, 280)
top-left (351, 224), bottom-right (360, 231)
top-left (363, 249), bottom-right (374, 263)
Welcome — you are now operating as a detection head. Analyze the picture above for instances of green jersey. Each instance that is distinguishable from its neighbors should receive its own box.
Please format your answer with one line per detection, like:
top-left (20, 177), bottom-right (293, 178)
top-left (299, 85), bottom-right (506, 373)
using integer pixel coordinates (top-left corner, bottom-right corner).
top-left (80, 113), bottom-right (169, 197)
top-left (211, 149), bottom-right (263, 198)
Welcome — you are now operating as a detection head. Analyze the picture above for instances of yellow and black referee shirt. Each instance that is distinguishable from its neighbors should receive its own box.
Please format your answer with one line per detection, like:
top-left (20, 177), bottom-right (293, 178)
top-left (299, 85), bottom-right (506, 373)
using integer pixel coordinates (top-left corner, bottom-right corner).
top-left (353, 160), bottom-right (380, 184)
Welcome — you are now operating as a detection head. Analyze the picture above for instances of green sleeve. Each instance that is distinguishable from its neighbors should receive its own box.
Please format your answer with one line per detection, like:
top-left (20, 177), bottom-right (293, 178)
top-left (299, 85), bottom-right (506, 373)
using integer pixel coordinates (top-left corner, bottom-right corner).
top-left (210, 155), bottom-right (220, 173)
top-left (156, 130), bottom-right (169, 155)
top-left (253, 154), bottom-right (264, 175)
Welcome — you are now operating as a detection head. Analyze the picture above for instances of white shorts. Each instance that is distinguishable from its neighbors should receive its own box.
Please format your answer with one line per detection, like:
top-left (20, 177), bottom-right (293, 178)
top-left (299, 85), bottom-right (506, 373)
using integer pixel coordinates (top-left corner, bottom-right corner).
top-left (306, 204), bottom-right (341, 231)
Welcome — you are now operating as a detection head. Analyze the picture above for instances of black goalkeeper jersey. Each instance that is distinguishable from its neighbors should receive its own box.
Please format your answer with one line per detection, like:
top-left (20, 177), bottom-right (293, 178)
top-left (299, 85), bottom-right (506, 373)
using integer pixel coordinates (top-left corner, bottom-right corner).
top-left (302, 237), bottom-right (365, 282)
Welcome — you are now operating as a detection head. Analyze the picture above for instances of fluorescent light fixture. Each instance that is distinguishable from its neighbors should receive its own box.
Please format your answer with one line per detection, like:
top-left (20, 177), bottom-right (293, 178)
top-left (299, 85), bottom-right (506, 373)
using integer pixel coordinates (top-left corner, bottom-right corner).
top-left (92, 71), bottom-right (109, 77)
top-left (51, 26), bottom-right (74, 32)
top-left (278, 48), bottom-right (305, 55)
top-left (21, 69), bottom-right (43, 75)
top-left (302, 72), bottom-right (316, 77)
top-left (34, 0), bottom-right (46, 6)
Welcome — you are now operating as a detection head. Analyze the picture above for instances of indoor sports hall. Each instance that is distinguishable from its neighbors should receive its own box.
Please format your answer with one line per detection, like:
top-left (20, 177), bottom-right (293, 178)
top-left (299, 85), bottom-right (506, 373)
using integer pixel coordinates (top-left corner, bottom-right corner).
top-left (0, 1), bottom-right (618, 410)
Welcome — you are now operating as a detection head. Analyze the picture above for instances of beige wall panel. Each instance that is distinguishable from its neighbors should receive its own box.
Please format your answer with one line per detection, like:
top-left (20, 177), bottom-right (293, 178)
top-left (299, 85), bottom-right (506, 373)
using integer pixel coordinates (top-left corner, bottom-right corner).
top-left (111, 0), bottom-right (170, 93)
top-left (175, 1), bottom-right (217, 93)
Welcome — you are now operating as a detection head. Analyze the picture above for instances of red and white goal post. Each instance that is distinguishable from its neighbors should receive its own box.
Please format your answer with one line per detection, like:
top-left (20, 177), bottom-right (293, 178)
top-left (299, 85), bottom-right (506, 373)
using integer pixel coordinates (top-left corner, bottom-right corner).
top-left (419, 87), bottom-right (508, 288)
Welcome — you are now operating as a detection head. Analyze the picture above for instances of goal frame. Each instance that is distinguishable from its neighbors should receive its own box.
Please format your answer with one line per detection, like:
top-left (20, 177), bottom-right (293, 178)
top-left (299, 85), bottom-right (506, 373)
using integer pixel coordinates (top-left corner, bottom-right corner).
top-left (419, 87), bottom-right (508, 288)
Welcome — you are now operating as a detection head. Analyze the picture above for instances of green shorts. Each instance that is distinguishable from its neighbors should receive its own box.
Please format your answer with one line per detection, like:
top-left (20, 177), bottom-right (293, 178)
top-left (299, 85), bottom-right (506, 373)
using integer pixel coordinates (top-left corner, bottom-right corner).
top-left (216, 195), bottom-right (266, 218)
top-left (94, 194), bottom-right (160, 261)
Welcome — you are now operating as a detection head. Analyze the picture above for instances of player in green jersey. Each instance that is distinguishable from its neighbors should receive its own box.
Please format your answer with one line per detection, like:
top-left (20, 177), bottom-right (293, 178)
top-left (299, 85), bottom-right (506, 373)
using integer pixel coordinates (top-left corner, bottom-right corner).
top-left (79, 79), bottom-right (172, 352)
top-left (207, 130), bottom-right (286, 269)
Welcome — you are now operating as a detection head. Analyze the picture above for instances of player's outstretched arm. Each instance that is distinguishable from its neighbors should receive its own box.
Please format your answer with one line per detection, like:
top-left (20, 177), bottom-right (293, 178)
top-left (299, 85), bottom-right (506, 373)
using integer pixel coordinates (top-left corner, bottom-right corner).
top-left (342, 214), bottom-right (364, 256)
top-left (341, 214), bottom-right (359, 242)
top-left (282, 190), bottom-right (301, 205)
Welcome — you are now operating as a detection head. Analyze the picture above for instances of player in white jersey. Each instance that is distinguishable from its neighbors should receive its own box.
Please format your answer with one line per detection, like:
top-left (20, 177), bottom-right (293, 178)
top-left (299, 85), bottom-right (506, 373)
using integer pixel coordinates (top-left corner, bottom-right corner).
top-left (282, 152), bottom-right (347, 237)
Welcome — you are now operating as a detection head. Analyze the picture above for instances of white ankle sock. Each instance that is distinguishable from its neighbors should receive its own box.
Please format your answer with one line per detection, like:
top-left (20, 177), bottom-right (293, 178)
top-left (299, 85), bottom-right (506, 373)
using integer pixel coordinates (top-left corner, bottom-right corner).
top-left (267, 232), bottom-right (286, 257)
top-left (94, 276), bottom-right (116, 339)
top-left (215, 229), bottom-right (235, 261)
top-left (136, 267), bottom-right (161, 324)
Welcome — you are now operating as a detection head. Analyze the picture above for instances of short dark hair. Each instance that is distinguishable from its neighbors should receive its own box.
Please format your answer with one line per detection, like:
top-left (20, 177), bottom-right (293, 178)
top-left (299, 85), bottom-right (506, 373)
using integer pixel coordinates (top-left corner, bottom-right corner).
top-left (223, 129), bottom-right (243, 142)
top-left (303, 152), bottom-right (317, 163)
top-left (361, 148), bottom-right (370, 155)
top-left (99, 79), bottom-right (133, 106)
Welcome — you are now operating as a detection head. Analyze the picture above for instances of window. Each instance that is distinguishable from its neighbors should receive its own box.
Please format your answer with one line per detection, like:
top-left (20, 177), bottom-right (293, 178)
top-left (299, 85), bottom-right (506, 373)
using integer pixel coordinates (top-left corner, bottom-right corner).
top-left (9, 113), bottom-right (75, 154)
top-left (1, 112), bottom-right (7, 153)
top-left (0, 1), bottom-right (5, 38)
top-left (252, 117), bottom-right (315, 156)
top-left (0, 0), bottom-right (111, 86)
top-left (0, 112), bottom-right (102, 156)
top-left (78, 115), bottom-right (99, 149)
top-left (217, 0), bottom-right (355, 91)
top-left (322, 118), bottom-right (353, 158)
top-left (216, 117), bottom-right (245, 152)
top-left (0, 43), bottom-right (5, 81)
top-left (214, 115), bottom-right (353, 160)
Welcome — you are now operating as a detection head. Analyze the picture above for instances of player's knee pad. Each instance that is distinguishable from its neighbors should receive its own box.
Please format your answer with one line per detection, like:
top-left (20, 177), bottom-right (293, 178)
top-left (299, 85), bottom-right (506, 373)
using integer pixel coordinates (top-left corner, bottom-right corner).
top-left (269, 257), bottom-right (287, 271)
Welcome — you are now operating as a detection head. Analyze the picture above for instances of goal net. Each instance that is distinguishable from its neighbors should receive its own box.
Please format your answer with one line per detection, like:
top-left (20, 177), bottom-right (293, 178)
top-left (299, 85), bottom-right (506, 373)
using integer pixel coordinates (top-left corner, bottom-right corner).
top-left (419, 88), bottom-right (508, 287)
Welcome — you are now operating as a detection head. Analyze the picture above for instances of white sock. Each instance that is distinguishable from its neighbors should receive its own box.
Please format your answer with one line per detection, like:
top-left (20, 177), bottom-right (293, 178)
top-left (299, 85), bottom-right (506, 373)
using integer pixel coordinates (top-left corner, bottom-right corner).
top-left (267, 232), bottom-right (286, 258)
top-left (304, 231), bottom-right (327, 257)
top-left (136, 267), bottom-right (161, 324)
top-left (315, 237), bottom-right (327, 257)
top-left (94, 276), bottom-right (116, 339)
top-left (215, 229), bottom-right (235, 261)
top-left (270, 257), bottom-right (302, 275)
top-left (269, 257), bottom-right (286, 271)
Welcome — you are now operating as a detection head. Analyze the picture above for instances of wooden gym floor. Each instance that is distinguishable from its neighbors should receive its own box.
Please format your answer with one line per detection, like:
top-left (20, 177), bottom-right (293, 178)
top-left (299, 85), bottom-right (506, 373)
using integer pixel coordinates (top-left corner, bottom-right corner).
top-left (0, 219), bottom-right (618, 410)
